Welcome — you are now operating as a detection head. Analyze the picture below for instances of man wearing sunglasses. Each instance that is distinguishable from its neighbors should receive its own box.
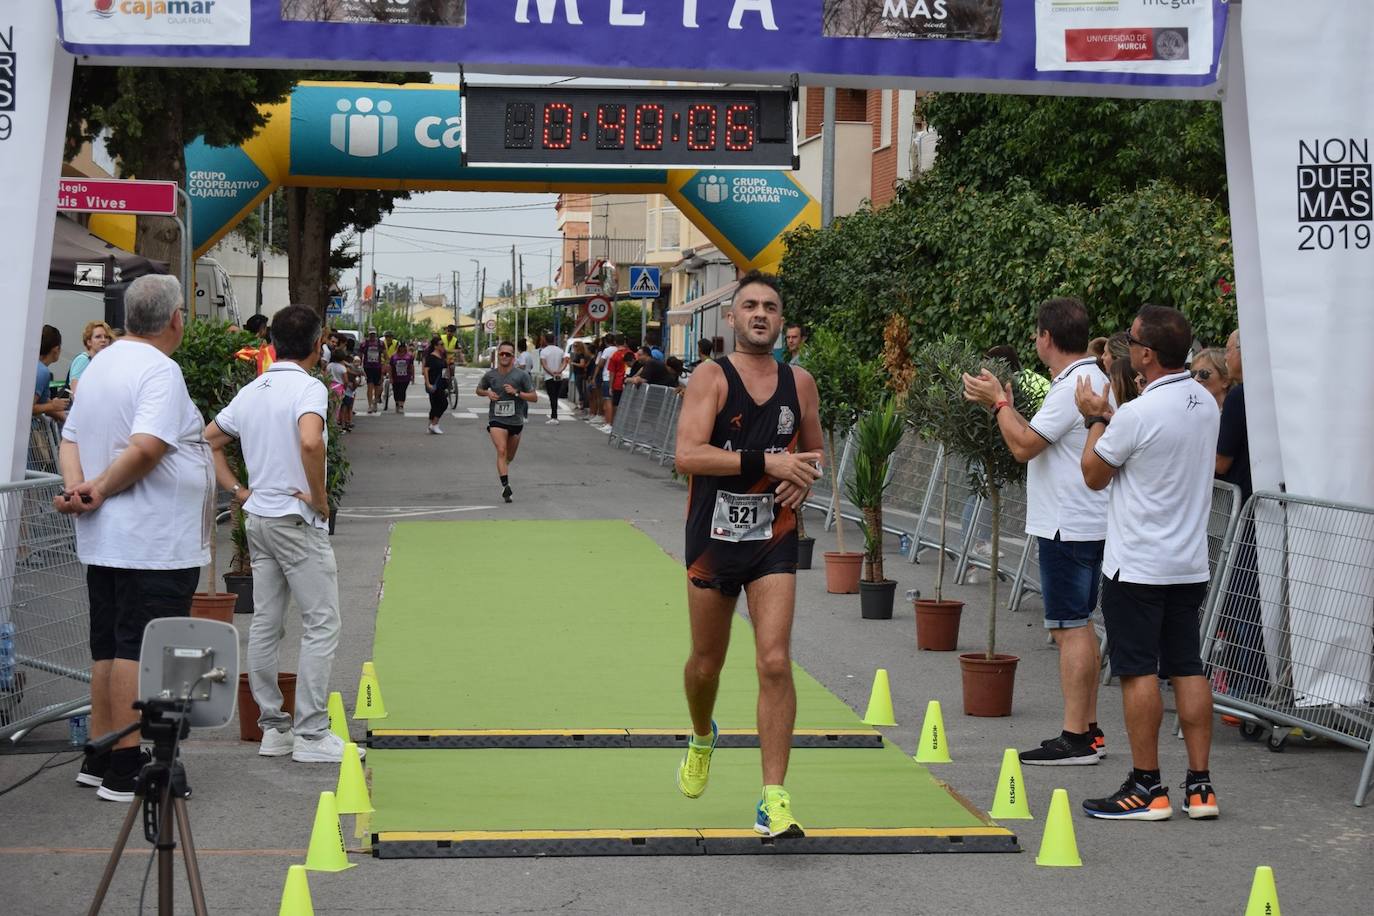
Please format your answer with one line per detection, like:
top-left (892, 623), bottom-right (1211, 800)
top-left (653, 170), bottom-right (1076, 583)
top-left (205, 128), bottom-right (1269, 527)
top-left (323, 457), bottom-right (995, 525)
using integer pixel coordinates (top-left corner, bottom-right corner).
top-left (1074, 305), bottom-right (1221, 823)
top-left (476, 341), bottom-right (537, 503)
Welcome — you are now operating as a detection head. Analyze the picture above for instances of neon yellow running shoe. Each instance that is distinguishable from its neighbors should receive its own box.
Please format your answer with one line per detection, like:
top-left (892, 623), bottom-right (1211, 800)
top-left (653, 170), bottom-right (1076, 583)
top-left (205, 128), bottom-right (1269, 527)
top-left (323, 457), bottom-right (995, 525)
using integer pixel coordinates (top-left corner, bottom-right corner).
top-left (676, 720), bottom-right (717, 799)
top-left (754, 787), bottom-right (805, 839)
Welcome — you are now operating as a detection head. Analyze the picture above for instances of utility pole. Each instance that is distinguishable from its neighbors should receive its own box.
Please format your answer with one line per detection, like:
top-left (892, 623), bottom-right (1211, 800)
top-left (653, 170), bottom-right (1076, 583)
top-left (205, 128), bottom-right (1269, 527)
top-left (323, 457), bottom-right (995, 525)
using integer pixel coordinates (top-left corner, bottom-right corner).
top-left (510, 245), bottom-right (518, 346)
top-left (254, 201), bottom-right (265, 316)
top-left (519, 254), bottom-right (526, 346)
top-left (822, 87), bottom-right (836, 228)
top-left (472, 258), bottom-right (483, 357)
top-left (451, 270), bottom-right (460, 334)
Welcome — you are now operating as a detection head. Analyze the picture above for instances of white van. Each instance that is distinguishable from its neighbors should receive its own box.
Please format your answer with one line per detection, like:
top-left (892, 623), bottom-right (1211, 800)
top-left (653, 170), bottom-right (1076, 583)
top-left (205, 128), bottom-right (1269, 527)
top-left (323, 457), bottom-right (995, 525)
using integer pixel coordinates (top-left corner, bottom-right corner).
top-left (193, 258), bottom-right (242, 326)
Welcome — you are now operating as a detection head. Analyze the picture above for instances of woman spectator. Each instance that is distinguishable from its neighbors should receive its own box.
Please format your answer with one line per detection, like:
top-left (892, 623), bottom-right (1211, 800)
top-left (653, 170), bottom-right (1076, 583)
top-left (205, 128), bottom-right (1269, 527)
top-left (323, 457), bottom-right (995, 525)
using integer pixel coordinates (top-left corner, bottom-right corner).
top-left (1189, 346), bottom-right (1230, 409)
top-left (569, 342), bottom-right (591, 415)
top-left (1101, 331), bottom-right (1130, 373)
top-left (423, 336), bottom-right (448, 435)
top-left (67, 320), bottom-right (113, 395)
top-left (1109, 356), bottom-right (1140, 407)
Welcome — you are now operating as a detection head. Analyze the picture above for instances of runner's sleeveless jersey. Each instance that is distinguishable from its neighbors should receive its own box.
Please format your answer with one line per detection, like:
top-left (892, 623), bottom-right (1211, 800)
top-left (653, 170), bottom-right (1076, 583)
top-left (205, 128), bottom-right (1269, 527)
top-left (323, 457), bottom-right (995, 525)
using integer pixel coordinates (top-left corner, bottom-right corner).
top-left (686, 357), bottom-right (801, 584)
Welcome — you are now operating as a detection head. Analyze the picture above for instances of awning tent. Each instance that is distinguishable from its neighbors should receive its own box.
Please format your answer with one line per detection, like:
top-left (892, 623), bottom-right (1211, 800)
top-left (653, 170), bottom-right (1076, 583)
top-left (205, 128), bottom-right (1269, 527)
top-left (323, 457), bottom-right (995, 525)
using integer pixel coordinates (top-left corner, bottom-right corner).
top-left (48, 213), bottom-right (165, 292)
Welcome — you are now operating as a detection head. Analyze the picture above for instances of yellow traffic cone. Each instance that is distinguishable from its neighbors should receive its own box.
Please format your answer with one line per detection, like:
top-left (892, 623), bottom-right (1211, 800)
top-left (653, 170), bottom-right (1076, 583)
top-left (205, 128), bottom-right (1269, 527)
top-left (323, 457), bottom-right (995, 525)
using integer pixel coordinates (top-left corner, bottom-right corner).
top-left (304, 791), bottom-right (355, 872)
top-left (1245, 866), bottom-right (1281, 916)
top-left (353, 662), bottom-right (387, 719)
top-left (913, 700), bottom-right (952, 763)
top-left (861, 668), bottom-right (897, 727)
top-left (327, 691), bottom-right (348, 742)
top-left (989, 748), bottom-right (1032, 820)
top-left (1034, 788), bottom-right (1081, 867)
top-left (278, 865), bottom-right (314, 916)
top-left (335, 743), bottom-right (374, 815)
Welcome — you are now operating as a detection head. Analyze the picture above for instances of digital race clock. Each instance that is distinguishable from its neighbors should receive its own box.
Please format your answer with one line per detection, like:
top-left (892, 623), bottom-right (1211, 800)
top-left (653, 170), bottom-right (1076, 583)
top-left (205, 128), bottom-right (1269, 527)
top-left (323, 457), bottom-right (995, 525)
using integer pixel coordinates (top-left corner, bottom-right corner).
top-left (463, 86), bottom-right (797, 170)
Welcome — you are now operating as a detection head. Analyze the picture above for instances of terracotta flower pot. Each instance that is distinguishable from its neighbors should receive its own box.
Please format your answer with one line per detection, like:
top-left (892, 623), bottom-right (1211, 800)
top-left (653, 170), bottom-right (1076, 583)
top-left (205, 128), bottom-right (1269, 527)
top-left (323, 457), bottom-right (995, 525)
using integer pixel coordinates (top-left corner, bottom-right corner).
top-left (189, 592), bottom-right (236, 624)
top-left (237, 672), bottom-right (297, 742)
top-left (796, 537), bottom-right (816, 570)
top-left (823, 551), bottom-right (863, 594)
top-left (959, 652), bottom-right (1019, 717)
top-left (915, 599), bottom-right (964, 651)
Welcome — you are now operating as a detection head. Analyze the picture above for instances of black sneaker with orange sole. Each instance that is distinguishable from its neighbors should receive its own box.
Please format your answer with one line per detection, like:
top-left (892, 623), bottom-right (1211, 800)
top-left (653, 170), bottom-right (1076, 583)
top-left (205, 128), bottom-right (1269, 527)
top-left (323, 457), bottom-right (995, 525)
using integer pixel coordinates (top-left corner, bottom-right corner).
top-left (1082, 774), bottom-right (1173, 820)
top-left (1182, 779), bottom-right (1220, 820)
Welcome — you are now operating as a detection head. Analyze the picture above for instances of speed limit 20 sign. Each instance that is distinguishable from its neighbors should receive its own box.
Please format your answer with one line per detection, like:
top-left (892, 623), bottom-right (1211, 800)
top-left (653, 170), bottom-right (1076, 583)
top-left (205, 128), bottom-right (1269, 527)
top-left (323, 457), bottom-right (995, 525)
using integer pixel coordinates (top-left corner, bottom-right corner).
top-left (585, 295), bottom-right (613, 323)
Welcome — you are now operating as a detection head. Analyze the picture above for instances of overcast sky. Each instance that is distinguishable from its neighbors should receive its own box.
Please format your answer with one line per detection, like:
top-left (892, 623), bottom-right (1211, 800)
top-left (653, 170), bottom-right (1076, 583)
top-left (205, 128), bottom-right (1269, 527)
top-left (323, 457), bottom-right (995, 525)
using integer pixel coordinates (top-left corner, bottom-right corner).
top-left (341, 71), bottom-right (661, 310)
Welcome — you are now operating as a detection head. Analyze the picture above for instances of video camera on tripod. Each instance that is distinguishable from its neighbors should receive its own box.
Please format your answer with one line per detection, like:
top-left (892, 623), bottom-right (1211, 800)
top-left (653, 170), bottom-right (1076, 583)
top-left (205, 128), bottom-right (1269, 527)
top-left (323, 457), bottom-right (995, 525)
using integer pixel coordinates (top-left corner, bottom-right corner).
top-left (86, 617), bottom-right (239, 916)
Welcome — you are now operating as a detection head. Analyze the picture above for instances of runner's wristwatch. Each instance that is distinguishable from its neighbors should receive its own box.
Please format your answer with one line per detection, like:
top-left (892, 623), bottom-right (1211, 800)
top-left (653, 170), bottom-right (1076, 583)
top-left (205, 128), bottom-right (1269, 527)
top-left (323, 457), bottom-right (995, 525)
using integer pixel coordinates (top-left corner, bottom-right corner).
top-left (1083, 415), bottom-right (1109, 430)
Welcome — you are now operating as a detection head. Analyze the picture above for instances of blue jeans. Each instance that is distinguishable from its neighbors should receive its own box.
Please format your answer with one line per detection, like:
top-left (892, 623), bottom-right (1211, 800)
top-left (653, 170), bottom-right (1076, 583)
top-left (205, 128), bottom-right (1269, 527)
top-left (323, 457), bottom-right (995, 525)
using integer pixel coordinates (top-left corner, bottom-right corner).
top-left (1038, 535), bottom-right (1104, 630)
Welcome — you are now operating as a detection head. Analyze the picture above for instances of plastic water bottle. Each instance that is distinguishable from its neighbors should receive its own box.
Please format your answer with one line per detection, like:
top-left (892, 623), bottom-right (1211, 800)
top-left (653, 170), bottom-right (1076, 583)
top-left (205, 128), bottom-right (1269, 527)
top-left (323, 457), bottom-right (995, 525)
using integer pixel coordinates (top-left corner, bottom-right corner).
top-left (898, 533), bottom-right (912, 555)
top-left (905, 588), bottom-right (921, 604)
top-left (0, 622), bottom-right (15, 691)
top-left (69, 715), bottom-right (89, 747)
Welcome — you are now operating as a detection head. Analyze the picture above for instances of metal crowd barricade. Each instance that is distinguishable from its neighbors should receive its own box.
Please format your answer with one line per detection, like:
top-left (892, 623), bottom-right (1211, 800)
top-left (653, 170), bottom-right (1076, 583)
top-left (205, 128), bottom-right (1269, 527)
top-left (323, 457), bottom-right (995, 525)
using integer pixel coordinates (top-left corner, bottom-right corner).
top-left (955, 482), bottom-right (1034, 598)
top-left (884, 432), bottom-right (940, 551)
top-left (906, 447), bottom-right (984, 571)
top-left (27, 417), bottom-right (62, 475)
top-left (653, 392), bottom-right (683, 466)
top-left (607, 382), bottom-right (642, 448)
top-left (1201, 491), bottom-right (1374, 806)
top-left (0, 471), bottom-right (91, 742)
top-left (627, 384), bottom-right (672, 454)
top-left (651, 395), bottom-right (678, 466)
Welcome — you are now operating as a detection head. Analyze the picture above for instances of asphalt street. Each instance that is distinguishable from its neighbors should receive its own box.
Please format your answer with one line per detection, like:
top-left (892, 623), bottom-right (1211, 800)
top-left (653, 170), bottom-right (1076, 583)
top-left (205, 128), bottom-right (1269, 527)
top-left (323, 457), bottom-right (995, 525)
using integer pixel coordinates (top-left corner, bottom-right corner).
top-left (1, 367), bottom-right (1370, 915)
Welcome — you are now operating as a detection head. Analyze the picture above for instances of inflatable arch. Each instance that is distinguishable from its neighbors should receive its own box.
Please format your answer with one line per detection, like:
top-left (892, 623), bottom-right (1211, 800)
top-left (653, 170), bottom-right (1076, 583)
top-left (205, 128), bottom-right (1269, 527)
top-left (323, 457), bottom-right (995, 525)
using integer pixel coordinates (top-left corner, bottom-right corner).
top-left (175, 81), bottom-right (819, 272)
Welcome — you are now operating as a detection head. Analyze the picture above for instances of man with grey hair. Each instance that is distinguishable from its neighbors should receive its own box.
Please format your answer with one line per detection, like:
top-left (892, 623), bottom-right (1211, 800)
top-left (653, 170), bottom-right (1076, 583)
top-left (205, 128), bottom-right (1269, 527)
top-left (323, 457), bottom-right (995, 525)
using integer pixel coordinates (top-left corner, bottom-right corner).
top-left (55, 275), bottom-right (212, 802)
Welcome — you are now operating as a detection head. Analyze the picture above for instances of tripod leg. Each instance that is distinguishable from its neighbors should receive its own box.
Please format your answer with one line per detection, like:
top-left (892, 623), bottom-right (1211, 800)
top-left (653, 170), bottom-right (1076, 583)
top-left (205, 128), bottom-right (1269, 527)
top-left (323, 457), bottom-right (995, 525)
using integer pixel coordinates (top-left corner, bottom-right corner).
top-left (174, 797), bottom-right (210, 916)
top-left (87, 795), bottom-right (142, 916)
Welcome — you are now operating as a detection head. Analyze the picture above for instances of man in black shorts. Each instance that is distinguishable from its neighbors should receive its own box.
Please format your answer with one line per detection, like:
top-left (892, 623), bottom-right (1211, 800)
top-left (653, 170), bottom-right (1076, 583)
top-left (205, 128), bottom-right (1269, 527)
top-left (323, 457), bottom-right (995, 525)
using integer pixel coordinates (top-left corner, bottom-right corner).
top-left (673, 271), bottom-right (823, 838)
top-left (54, 275), bottom-right (211, 802)
top-left (476, 341), bottom-right (537, 503)
top-left (1075, 305), bottom-right (1221, 821)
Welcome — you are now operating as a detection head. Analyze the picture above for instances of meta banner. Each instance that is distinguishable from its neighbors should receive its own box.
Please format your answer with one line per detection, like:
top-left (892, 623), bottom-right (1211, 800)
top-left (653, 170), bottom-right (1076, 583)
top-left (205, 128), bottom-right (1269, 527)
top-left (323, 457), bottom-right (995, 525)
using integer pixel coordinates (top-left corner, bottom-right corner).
top-left (53, 0), bottom-right (1229, 98)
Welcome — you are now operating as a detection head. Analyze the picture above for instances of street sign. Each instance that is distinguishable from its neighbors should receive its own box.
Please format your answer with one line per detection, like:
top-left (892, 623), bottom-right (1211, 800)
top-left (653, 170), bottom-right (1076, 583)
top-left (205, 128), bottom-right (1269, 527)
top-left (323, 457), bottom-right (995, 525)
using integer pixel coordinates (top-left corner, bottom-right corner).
top-left (57, 178), bottom-right (179, 216)
top-left (585, 295), bottom-right (613, 323)
top-left (326, 296), bottom-right (343, 317)
top-left (628, 266), bottom-right (660, 299)
top-left (485, 318), bottom-right (497, 332)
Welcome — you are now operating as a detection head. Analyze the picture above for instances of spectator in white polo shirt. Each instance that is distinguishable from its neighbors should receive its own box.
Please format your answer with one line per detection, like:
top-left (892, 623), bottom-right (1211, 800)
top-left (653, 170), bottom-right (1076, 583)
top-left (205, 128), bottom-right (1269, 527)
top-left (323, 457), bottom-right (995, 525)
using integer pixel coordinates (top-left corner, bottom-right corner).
top-left (204, 305), bottom-right (360, 765)
top-left (964, 297), bottom-right (1110, 766)
top-left (1074, 304), bottom-right (1221, 822)
top-left (55, 275), bottom-right (211, 802)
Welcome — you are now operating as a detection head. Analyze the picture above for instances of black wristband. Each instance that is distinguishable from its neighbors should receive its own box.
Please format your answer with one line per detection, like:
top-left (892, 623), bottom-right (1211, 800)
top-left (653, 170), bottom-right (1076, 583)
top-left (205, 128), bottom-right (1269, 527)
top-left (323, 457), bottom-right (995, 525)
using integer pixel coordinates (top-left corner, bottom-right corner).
top-left (1083, 415), bottom-right (1109, 430)
top-left (740, 450), bottom-right (765, 478)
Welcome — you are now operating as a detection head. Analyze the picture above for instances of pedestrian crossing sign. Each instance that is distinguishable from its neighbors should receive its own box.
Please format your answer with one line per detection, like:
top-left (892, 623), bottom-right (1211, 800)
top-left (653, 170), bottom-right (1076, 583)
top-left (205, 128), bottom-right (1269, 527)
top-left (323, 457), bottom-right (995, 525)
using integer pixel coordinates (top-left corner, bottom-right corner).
top-left (629, 266), bottom-right (660, 299)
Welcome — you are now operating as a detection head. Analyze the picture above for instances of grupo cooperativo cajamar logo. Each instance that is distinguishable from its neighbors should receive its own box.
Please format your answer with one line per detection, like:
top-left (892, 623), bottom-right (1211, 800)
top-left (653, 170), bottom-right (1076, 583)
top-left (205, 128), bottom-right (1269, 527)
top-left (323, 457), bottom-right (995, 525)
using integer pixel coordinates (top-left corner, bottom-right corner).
top-left (92, 0), bottom-right (115, 17)
top-left (90, 0), bottom-right (221, 21)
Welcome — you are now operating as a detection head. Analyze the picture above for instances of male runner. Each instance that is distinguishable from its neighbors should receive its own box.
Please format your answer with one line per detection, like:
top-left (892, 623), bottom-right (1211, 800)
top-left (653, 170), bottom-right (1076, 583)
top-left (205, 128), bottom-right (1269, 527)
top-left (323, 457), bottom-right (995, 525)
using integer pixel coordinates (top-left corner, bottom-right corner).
top-left (476, 341), bottom-right (537, 503)
top-left (673, 270), bottom-right (824, 839)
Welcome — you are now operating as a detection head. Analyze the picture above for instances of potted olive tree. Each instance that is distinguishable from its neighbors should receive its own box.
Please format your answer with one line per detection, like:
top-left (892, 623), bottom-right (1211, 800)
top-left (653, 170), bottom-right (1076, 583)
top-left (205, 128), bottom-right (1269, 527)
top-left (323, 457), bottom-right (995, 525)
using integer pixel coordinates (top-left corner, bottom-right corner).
top-left (912, 336), bottom-right (1030, 714)
top-left (801, 328), bottom-right (882, 594)
top-left (845, 395), bottom-right (906, 619)
top-left (174, 319), bottom-right (257, 623)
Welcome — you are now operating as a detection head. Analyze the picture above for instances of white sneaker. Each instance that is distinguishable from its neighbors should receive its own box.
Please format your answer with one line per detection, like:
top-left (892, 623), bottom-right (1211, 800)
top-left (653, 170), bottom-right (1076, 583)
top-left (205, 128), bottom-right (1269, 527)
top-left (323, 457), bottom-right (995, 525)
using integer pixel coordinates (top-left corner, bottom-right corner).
top-left (432, 425), bottom-right (444, 435)
top-left (546, 418), bottom-right (560, 425)
top-left (259, 727), bottom-right (294, 757)
top-left (292, 732), bottom-right (365, 764)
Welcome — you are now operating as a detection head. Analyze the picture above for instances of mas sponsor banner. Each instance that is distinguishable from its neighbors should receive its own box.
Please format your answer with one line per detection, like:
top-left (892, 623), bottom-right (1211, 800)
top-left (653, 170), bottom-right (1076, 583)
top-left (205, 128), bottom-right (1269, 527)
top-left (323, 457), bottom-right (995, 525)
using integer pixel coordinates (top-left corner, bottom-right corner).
top-left (280, 0), bottom-right (465, 27)
top-left (821, 0), bottom-right (1002, 42)
top-left (1035, 0), bottom-right (1212, 76)
top-left (59, 0), bottom-right (251, 46)
top-left (55, 0), bottom-right (1229, 98)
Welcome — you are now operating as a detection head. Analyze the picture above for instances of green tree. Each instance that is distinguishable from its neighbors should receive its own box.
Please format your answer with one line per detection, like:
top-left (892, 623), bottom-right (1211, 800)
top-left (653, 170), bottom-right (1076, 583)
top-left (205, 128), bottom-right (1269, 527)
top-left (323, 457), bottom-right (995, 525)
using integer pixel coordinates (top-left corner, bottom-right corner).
top-left (66, 68), bottom-right (298, 272)
top-left (919, 92), bottom-right (1227, 207)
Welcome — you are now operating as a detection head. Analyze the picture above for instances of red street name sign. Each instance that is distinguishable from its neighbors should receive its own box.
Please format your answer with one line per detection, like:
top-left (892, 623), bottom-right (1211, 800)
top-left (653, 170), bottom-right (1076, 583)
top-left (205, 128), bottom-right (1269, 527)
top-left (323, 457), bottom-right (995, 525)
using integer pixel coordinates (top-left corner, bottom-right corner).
top-left (57, 178), bottom-right (179, 216)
